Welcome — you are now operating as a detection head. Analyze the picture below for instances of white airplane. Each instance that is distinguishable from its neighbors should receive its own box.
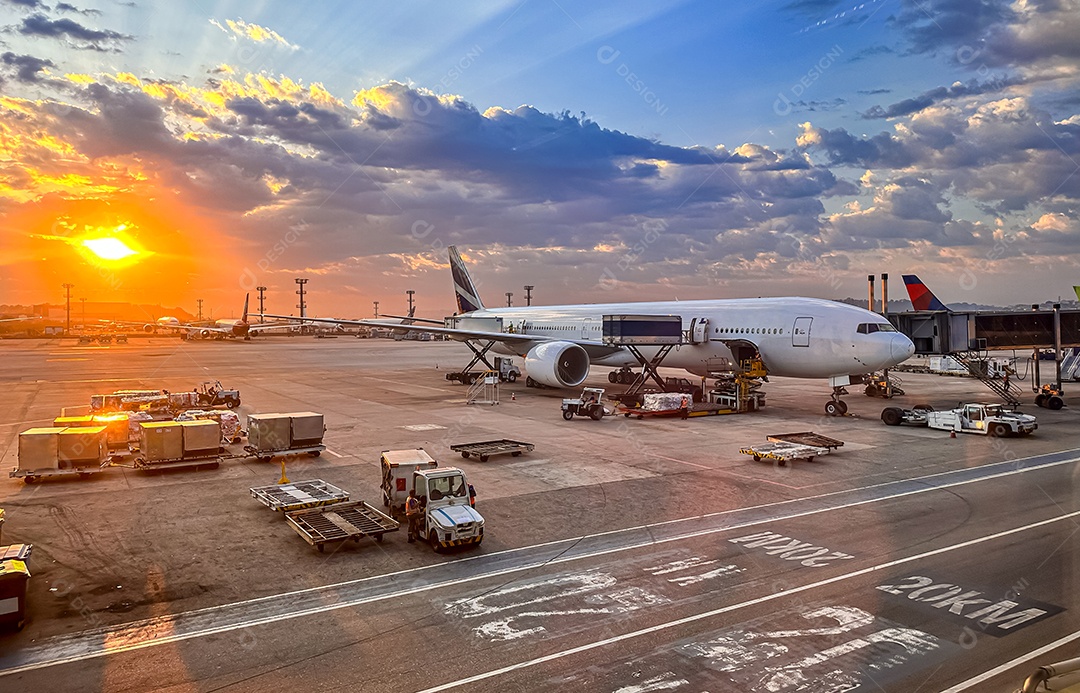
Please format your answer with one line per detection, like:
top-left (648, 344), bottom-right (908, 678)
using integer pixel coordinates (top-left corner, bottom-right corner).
top-left (129, 295), bottom-right (294, 340)
top-left (264, 247), bottom-right (916, 415)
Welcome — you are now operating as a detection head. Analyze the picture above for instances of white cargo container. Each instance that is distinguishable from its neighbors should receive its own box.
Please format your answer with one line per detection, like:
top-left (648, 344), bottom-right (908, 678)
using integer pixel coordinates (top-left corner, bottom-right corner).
top-left (380, 448), bottom-right (439, 515)
top-left (17, 428), bottom-right (64, 473)
top-left (290, 412), bottom-right (325, 447)
top-left (247, 413), bottom-right (292, 452)
top-left (57, 426), bottom-right (107, 468)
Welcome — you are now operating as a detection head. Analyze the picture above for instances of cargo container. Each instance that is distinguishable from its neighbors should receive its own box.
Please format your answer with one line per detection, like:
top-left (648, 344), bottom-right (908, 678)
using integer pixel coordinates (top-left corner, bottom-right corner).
top-left (16, 428), bottom-right (64, 473)
top-left (247, 413), bottom-right (292, 452)
top-left (91, 413), bottom-right (133, 450)
top-left (52, 415), bottom-right (95, 428)
top-left (180, 420), bottom-right (220, 456)
top-left (139, 422), bottom-right (184, 462)
top-left (290, 412), bottom-right (325, 447)
top-left (57, 426), bottom-right (107, 468)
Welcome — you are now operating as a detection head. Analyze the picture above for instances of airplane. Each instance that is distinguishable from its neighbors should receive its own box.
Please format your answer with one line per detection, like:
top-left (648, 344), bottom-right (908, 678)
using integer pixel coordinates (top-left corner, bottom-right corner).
top-left (0, 316), bottom-right (40, 322)
top-left (902, 275), bottom-right (950, 311)
top-left (125, 295), bottom-right (294, 340)
top-left (261, 247), bottom-right (916, 416)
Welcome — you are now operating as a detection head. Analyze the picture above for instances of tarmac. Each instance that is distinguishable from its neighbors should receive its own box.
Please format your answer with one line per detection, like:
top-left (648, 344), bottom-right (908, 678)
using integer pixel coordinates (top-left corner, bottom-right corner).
top-left (0, 336), bottom-right (1076, 692)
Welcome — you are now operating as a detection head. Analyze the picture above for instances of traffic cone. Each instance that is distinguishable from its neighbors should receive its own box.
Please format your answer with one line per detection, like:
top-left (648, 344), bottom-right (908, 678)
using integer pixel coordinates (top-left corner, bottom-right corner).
top-left (511, 392), bottom-right (516, 401)
top-left (950, 430), bottom-right (956, 438)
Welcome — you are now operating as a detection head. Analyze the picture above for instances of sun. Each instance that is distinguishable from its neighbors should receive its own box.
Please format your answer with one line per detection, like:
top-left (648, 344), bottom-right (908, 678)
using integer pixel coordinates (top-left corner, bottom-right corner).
top-left (81, 237), bottom-right (139, 261)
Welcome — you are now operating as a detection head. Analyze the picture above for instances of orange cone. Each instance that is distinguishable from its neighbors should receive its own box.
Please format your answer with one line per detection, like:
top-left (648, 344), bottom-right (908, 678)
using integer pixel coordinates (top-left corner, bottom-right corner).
top-left (950, 430), bottom-right (956, 438)
top-left (511, 392), bottom-right (516, 401)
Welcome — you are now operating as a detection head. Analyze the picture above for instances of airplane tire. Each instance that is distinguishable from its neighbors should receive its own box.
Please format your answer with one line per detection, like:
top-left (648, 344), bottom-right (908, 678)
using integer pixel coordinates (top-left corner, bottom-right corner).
top-left (825, 401), bottom-right (842, 417)
top-left (608, 372), bottom-right (617, 383)
top-left (839, 400), bottom-right (848, 414)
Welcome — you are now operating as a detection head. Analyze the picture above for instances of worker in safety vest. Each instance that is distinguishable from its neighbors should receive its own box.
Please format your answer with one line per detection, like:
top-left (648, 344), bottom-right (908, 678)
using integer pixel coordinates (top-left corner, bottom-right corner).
top-left (405, 489), bottom-right (421, 543)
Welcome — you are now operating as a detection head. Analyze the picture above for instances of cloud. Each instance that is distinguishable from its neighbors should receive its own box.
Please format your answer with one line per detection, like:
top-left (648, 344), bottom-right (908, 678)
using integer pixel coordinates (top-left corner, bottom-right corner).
top-left (17, 13), bottom-right (133, 51)
top-left (55, 2), bottom-right (102, 15)
top-left (3, 0), bottom-right (47, 8)
top-left (1, 51), bottom-right (56, 83)
top-left (210, 18), bottom-right (299, 50)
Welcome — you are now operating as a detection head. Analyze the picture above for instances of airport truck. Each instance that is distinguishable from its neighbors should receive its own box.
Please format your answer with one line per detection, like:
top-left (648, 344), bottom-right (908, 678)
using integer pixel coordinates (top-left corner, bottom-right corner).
top-left (881, 403), bottom-right (1037, 436)
top-left (380, 449), bottom-right (484, 552)
top-left (195, 380), bottom-right (241, 409)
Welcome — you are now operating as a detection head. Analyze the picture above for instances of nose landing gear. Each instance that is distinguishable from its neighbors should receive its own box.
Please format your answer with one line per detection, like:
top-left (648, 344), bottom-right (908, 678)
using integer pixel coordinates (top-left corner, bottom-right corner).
top-left (825, 386), bottom-right (849, 417)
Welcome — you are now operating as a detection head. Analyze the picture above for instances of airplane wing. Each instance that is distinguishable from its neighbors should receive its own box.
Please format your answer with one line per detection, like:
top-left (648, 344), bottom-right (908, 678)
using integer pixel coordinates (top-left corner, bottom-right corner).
top-left (374, 313), bottom-right (444, 326)
top-left (247, 323), bottom-right (299, 334)
top-left (256, 313), bottom-right (625, 359)
top-left (0, 316), bottom-right (40, 322)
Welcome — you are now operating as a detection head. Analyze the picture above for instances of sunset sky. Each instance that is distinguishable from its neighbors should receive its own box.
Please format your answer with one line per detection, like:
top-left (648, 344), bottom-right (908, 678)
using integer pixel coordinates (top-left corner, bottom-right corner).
top-left (1, 0), bottom-right (1078, 319)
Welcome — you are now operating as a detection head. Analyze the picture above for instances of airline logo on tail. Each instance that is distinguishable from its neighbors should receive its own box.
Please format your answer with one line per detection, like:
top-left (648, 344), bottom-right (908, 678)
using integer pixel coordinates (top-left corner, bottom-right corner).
top-left (1074, 286), bottom-right (1080, 302)
top-left (902, 275), bottom-right (949, 311)
top-left (449, 246), bottom-right (484, 314)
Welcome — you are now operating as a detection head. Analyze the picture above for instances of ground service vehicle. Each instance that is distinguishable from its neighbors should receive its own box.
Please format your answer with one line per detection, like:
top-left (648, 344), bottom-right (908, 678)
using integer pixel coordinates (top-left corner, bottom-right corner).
top-left (882, 403), bottom-right (1037, 436)
top-left (664, 377), bottom-right (705, 403)
top-left (196, 380), bottom-right (241, 409)
top-left (379, 450), bottom-right (483, 552)
top-left (1034, 384), bottom-right (1065, 410)
top-left (562, 387), bottom-right (607, 420)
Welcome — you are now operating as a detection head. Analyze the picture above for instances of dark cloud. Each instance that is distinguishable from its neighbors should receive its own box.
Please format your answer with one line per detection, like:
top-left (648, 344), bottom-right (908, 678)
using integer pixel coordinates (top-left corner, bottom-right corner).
top-left (1, 51), bottom-right (56, 82)
top-left (18, 13), bottom-right (132, 50)
top-left (56, 2), bottom-right (102, 15)
top-left (3, 0), bottom-right (47, 8)
top-left (861, 74), bottom-right (1022, 118)
top-left (847, 45), bottom-right (894, 62)
top-left (857, 88), bottom-right (891, 95)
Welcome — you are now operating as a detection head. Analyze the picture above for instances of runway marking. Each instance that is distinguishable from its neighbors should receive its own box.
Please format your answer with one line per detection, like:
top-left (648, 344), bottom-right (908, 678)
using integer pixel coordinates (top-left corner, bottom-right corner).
top-left (1, 448), bottom-right (1077, 677)
top-left (416, 509), bottom-right (1080, 692)
top-left (45, 358), bottom-right (88, 362)
top-left (939, 628), bottom-right (1080, 692)
top-left (324, 449), bottom-right (344, 458)
top-left (645, 453), bottom-right (711, 471)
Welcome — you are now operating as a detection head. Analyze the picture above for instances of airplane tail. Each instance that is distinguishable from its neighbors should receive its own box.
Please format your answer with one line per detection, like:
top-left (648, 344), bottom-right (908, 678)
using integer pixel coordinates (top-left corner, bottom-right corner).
top-left (449, 246), bottom-right (484, 314)
top-left (242, 293), bottom-right (249, 323)
top-left (902, 275), bottom-right (949, 311)
top-left (1074, 286), bottom-right (1080, 302)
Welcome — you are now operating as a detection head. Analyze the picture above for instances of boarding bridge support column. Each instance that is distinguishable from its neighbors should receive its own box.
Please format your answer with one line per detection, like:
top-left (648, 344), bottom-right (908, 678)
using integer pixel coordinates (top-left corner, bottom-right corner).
top-left (1054, 304), bottom-right (1063, 391)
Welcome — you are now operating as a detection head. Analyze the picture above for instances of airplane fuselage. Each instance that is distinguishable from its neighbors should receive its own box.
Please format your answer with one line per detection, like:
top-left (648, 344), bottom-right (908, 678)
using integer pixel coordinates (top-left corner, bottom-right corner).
top-left (463, 296), bottom-right (914, 379)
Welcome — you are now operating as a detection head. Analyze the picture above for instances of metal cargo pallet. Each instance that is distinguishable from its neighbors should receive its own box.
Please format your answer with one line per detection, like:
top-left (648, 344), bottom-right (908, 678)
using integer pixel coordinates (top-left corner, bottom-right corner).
top-left (450, 439), bottom-right (534, 462)
top-left (285, 501), bottom-right (399, 552)
top-left (244, 444), bottom-right (326, 462)
top-left (740, 442), bottom-right (833, 466)
top-left (766, 432), bottom-right (844, 450)
top-left (251, 479), bottom-right (349, 512)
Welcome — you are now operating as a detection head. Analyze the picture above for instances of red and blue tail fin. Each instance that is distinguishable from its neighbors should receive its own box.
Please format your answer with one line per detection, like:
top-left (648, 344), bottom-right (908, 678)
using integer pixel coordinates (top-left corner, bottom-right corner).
top-left (902, 275), bottom-right (948, 311)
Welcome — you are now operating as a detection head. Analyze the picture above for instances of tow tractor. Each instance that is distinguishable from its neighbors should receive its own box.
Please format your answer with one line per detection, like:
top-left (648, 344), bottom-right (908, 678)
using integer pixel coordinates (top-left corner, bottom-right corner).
top-left (561, 387), bottom-right (608, 420)
top-left (1034, 384), bottom-right (1065, 410)
top-left (380, 449), bottom-right (484, 552)
top-left (881, 402), bottom-right (1037, 436)
top-left (195, 380), bottom-right (241, 409)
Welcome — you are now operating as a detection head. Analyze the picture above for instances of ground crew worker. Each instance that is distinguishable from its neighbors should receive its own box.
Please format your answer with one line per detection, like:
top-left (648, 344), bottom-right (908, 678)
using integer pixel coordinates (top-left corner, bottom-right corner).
top-left (405, 489), bottom-right (421, 543)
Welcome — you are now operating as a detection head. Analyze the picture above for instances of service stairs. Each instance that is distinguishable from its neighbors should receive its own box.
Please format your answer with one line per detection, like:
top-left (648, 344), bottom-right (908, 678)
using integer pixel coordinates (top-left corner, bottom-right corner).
top-left (950, 352), bottom-right (1023, 407)
top-left (466, 371), bottom-right (499, 405)
top-left (1062, 348), bottom-right (1080, 382)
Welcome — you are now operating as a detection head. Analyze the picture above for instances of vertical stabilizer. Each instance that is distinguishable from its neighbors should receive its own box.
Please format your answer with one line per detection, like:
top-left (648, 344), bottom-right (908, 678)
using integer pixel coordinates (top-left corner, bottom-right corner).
top-left (448, 246), bottom-right (484, 314)
top-left (1074, 286), bottom-right (1080, 302)
top-left (242, 293), bottom-right (250, 323)
top-left (902, 275), bottom-right (949, 311)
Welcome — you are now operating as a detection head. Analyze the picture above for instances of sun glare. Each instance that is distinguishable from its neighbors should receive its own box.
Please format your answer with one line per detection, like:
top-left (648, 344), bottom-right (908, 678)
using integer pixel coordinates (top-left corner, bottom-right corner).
top-left (81, 237), bottom-right (139, 261)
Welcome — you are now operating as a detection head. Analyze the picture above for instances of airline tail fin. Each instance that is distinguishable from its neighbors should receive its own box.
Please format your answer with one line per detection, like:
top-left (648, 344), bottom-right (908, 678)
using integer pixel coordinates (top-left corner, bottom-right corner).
top-left (1074, 286), bottom-right (1080, 302)
top-left (242, 293), bottom-right (249, 323)
top-left (448, 246), bottom-right (484, 314)
top-left (902, 275), bottom-right (949, 311)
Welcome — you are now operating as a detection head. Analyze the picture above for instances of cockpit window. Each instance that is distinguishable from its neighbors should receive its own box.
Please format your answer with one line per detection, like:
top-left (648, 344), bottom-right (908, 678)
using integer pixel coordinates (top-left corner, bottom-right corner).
top-left (857, 322), bottom-right (899, 334)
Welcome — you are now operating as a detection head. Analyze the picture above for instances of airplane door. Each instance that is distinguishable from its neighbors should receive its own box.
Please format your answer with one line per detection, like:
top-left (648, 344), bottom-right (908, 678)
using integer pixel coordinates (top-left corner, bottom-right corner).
top-left (581, 317), bottom-right (593, 340)
top-left (792, 317), bottom-right (812, 347)
top-left (690, 317), bottom-right (709, 344)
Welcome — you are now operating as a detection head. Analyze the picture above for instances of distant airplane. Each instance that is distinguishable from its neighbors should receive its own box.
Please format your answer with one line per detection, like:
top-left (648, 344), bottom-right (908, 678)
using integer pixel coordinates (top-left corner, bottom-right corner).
top-left (902, 275), bottom-right (949, 311)
top-left (0, 316), bottom-right (40, 323)
top-left (122, 295), bottom-right (293, 340)
top-left (262, 247), bottom-right (915, 416)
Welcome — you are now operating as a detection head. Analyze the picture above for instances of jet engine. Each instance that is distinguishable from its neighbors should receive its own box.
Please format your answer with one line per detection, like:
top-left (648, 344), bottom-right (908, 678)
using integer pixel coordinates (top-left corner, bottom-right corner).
top-left (524, 341), bottom-right (590, 388)
top-left (199, 329), bottom-right (212, 338)
top-left (143, 324), bottom-right (156, 333)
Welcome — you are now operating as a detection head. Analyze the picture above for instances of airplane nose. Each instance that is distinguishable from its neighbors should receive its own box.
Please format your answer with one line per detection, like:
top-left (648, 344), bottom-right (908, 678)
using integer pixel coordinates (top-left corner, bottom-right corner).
top-left (892, 334), bottom-right (915, 362)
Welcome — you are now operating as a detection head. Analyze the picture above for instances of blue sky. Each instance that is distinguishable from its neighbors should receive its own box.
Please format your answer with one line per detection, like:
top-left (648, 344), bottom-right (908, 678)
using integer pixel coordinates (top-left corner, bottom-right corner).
top-left (1, 0), bottom-right (1078, 316)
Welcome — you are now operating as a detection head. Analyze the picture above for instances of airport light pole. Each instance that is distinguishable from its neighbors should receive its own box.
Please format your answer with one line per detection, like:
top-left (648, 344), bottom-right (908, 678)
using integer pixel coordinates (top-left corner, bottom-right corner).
top-left (523, 285), bottom-right (534, 306)
top-left (62, 283), bottom-right (73, 335)
top-left (256, 286), bottom-right (267, 316)
top-left (506, 292), bottom-right (513, 307)
top-left (196, 299), bottom-right (204, 322)
top-left (406, 290), bottom-right (415, 315)
top-left (373, 301), bottom-right (379, 318)
top-left (79, 298), bottom-right (86, 328)
top-left (295, 278), bottom-right (308, 334)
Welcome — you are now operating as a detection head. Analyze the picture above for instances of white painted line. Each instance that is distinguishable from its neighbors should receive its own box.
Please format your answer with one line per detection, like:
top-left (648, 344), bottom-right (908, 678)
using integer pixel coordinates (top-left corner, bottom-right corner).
top-left (368, 377), bottom-right (446, 393)
top-left (415, 509), bottom-right (1080, 692)
top-left (938, 629), bottom-right (1080, 693)
top-left (325, 449), bottom-right (344, 458)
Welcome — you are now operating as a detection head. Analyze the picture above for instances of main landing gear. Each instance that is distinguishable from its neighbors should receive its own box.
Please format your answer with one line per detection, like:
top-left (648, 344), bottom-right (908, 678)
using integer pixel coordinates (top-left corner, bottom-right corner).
top-left (825, 386), bottom-right (849, 417)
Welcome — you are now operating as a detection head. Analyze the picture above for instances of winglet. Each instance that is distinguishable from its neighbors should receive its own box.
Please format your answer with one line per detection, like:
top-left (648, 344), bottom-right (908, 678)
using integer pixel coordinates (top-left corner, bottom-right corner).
top-left (902, 275), bottom-right (949, 311)
top-left (242, 293), bottom-right (249, 323)
top-left (448, 246), bottom-right (484, 314)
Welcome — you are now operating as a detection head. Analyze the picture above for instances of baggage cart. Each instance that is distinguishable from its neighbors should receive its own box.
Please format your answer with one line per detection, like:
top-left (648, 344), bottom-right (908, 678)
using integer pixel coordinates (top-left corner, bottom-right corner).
top-left (285, 501), bottom-right (399, 552)
top-left (244, 444), bottom-right (325, 462)
top-left (450, 439), bottom-right (534, 462)
top-left (250, 479), bottom-right (349, 512)
top-left (766, 432), bottom-right (844, 450)
top-left (740, 441), bottom-right (833, 466)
